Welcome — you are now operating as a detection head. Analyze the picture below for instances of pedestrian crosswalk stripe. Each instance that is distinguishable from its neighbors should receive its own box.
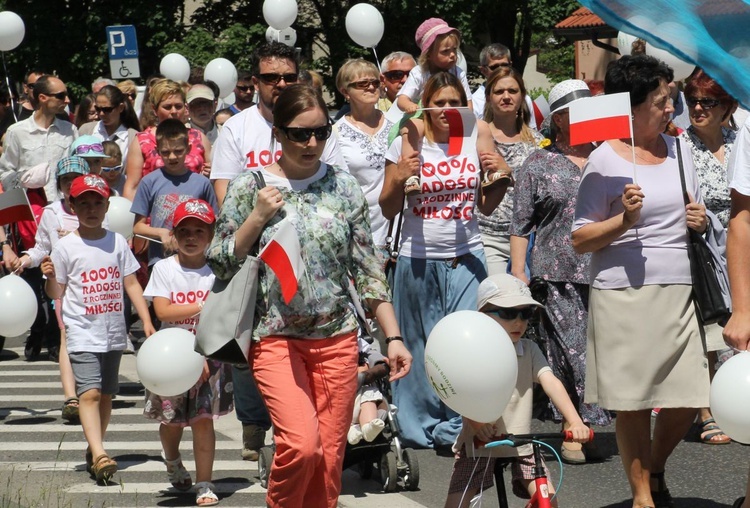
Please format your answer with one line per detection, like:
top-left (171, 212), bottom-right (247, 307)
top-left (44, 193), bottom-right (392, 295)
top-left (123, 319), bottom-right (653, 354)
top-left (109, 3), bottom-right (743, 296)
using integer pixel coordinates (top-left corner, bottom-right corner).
top-left (0, 394), bottom-right (142, 402)
top-left (0, 382), bottom-right (84, 388)
top-left (0, 459), bottom-right (252, 472)
top-left (3, 441), bottom-right (242, 451)
top-left (0, 423), bottom-right (190, 433)
top-left (63, 481), bottom-right (268, 495)
top-left (0, 407), bottom-right (146, 418)
top-left (0, 370), bottom-right (65, 376)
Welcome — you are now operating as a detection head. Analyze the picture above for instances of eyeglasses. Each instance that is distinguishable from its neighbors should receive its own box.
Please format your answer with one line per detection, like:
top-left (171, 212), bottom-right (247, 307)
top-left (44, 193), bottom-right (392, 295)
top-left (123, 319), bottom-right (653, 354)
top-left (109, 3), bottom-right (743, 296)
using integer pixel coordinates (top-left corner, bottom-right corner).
top-left (74, 143), bottom-right (104, 154)
top-left (95, 106), bottom-right (116, 114)
top-left (258, 73), bottom-right (298, 85)
top-left (382, 70), bottom-right (408, 81)
top-left (487, 62), bottom-right (512, 71)
top-left (685, 97), bottom-right (721, 110)
top-left (348, 79), bottom-right (380, 90)
top-left (101, 164), bottom-right (123, 173)
top-left (44, 91), bottom-right (68, 100)
top-left (277, 124), bottom-right (332, 143)
top-left (236, 85), bottom-right (253, 92)
top-left (485, 306), bottom-right (535, 321)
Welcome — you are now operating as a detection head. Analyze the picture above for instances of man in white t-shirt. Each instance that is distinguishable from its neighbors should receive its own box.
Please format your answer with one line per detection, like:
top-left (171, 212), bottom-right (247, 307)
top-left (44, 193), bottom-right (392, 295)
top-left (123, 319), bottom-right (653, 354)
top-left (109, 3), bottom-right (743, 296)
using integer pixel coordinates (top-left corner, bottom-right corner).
top-left (211, 42), bottom-right (346, 205)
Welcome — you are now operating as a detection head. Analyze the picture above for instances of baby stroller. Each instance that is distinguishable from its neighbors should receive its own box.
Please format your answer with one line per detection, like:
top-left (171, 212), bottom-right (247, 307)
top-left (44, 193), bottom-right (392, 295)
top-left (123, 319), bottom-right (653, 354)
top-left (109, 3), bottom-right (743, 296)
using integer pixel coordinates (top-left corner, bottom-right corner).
top-left (256, 340), bottom-right (420, 493)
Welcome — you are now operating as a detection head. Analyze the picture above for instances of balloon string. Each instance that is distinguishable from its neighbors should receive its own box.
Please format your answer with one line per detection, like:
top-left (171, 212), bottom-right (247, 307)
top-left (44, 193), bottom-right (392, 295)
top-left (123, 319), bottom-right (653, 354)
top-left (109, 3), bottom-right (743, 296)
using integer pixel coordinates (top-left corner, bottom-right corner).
top-left (371, 46), bottom-right (382, 73)
top-left (1, 52), bottom-right (18, 123)
top-left (134, 233), bottom-right (163, 244)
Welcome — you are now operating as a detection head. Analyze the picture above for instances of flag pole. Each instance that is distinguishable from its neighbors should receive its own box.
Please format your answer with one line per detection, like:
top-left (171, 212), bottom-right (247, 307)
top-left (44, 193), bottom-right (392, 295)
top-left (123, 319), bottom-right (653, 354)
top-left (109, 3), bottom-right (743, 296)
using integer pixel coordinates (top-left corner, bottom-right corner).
top-left (628, 113), bottom-right (638, 186)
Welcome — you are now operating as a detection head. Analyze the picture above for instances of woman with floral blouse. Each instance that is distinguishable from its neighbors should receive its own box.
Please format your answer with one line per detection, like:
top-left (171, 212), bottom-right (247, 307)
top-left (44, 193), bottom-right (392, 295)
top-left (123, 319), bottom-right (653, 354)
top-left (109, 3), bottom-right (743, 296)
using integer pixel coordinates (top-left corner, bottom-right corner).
top-left (679, 68), bottom-right (738, 445)
top-left (207, 84), bottom-right (412, 508)
top-left (510, 80), bottom-right (611, 464)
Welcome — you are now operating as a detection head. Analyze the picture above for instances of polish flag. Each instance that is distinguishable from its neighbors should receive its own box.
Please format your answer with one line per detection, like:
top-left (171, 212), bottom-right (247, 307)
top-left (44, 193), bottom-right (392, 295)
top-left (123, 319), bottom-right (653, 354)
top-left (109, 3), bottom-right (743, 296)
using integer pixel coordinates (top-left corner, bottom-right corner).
top-left (259, 219), bottom-right (304, 304)
top-left (444, 108), bottom-right (477, 156)
top-left (569, 92), bottom-right (632, 146)
top-left (532, 95), bottom-right (550, 128)
top-left (0, 188), bottom-right (34, 226)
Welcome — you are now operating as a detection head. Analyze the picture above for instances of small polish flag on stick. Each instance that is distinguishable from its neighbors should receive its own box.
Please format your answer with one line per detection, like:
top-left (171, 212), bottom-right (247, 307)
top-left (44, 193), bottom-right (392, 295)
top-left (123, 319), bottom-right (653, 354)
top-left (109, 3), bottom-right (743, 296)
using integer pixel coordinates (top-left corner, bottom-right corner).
top-left (532, 95), bottom-right (550, 128)
top-left (259, 218), bottom-right (304, 304)
top-left (568, 92), bottom-right (632, 146)
top-left (0, 187), bottom-right (34, 226)
top-left (442, 107), bottom-right (477, 156)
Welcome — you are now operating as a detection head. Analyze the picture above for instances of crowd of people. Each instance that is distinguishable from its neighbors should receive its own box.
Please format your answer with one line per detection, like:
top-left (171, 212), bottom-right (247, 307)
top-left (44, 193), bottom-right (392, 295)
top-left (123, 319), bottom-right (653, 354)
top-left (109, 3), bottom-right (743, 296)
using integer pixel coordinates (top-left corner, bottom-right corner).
top-left (1, 15), bottom-right (750, 508)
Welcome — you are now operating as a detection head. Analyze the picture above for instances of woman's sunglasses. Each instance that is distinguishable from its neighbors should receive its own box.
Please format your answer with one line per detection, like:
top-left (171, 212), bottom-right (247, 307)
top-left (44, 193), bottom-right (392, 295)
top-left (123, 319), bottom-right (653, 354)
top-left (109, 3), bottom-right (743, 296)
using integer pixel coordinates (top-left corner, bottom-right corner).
top-left (101, 164), bottom-right (123, 173)
top-left (485, 307), bottom-right (535, 321)
top-left (95, 106), bottom-right (116, 114)
top-left (348, 79), bottom-right (380, 90)
top-left (685, 97), bottom-right (721, 110)
top-left (278, 124), bottom-right (332, 143)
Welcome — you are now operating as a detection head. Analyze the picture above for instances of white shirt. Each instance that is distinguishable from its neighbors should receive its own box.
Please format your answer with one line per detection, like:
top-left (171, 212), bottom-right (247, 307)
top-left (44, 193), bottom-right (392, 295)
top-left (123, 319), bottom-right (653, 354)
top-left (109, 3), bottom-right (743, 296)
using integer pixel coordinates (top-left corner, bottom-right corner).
top-left (729, 115), bottom-right (750, 195)
top-left (385, 137), bottom-right (483, 258)
top-left (334, 116), bottom-right (392, 247)
top-left (143, 256), bottom-right (215, 331)
top-left (397, 66), bottom-right (473, 105)
top-left (87, 121), bottom-right (132, 167)
top-left (24, 200), bottom-right (78, 268)
top-left (0, 115), bottom-right (77, 201)
top-left (52, 231), bottom-right (139, 353)
top-left (210, 105), bottom-right (347, 181)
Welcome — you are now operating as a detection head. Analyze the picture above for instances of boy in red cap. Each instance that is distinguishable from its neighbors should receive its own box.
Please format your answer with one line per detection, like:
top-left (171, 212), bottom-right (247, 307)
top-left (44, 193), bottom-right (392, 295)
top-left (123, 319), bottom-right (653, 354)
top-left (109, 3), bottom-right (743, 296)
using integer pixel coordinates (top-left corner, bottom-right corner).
top-left (42, 174), bottom-right (155, 484)
top-left (142, 198), bottom-right (232, 507)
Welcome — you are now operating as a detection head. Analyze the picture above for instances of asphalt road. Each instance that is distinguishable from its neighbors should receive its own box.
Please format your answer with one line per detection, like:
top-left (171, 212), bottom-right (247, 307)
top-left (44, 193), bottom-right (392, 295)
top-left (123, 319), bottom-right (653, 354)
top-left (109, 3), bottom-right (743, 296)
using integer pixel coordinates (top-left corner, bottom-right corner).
top-left (0, 333), bottom-right (747, 507)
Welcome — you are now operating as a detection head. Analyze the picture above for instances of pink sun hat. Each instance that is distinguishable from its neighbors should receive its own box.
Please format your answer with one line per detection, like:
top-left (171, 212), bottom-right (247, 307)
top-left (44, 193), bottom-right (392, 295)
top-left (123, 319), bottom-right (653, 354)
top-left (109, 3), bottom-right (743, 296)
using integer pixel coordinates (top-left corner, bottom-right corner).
top-left (415, 18), bottom-right (460, 54)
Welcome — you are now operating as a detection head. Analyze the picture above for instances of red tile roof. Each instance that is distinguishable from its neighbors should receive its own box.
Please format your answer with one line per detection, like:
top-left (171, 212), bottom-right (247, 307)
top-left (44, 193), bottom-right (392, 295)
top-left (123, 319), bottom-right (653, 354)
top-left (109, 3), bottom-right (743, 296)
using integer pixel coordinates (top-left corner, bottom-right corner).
top-left (555, 7), bottom-right (608, 30)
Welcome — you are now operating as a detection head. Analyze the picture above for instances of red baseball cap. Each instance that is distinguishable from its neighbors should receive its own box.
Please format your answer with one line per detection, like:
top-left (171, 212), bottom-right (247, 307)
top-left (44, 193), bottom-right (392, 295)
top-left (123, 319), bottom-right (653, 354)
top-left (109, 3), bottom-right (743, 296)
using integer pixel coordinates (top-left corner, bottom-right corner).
top-left (172, 199), bottom-right (216, 226)
top-left (69, 174), bottom-right (110, 199)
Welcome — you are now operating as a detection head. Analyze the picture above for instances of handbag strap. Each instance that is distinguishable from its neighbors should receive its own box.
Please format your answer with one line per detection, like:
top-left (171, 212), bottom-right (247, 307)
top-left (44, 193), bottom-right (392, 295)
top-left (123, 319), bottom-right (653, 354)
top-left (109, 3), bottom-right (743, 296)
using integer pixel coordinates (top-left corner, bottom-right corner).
top-left (675, 138), bottom-right (690, 208)
top-left (248, 170), bottom-right (267, 256)
top-left (385, 199), bottom-right (405, 261)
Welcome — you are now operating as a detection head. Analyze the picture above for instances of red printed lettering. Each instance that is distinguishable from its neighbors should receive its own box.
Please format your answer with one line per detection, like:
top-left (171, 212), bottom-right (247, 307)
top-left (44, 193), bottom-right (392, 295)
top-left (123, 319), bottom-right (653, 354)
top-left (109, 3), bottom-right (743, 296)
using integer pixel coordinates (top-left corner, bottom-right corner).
top-left (246, 150), bottom-right (283, 169)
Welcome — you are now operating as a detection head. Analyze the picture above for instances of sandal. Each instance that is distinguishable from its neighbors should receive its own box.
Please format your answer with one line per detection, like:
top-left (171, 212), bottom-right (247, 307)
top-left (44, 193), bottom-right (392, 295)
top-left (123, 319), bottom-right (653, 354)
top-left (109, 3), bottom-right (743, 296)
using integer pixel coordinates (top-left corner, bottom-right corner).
top-left (61, 398), bottom-right (79, 423)
top-left (91, 454), bottom-right (118, 483)
top-left (698, 418), bottom-right (731, 445)
top-left (650, 471), bottom-right (675, 508)
top-left (561, 442), bottom-right (586, 465)
top-left (165, 455), bottom-right (193, 491)
top-left (85, 447), bottom-right (93, 474)
top-left (734, 497), bottom-right (746, 508)
top-left (195, 481), bottom-right (219, 506)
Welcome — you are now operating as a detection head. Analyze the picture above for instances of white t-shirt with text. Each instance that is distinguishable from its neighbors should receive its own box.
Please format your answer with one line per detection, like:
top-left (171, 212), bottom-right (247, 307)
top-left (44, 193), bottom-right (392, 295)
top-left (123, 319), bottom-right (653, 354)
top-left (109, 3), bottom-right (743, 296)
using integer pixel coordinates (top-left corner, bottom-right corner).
top-left (397, 66), bottom-right (473, 105)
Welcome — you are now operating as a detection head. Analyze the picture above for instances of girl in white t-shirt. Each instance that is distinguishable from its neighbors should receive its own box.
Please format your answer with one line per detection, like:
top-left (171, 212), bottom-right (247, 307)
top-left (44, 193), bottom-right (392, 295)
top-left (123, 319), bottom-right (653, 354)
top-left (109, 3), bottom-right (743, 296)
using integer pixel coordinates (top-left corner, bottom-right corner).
top-left (396, 17), bottom-right (473, 115)
top-left (142, 199), bottom-right (232, 508)
top-left (380, 72), bottom-right (507, 449)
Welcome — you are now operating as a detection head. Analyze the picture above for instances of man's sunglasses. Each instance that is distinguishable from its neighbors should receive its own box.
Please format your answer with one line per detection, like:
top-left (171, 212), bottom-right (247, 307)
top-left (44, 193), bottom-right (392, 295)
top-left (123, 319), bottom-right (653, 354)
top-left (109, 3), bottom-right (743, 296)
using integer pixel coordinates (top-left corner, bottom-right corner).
top-left (102, 165), bottom-right (123, 173)
top-left (685, 97), bottom-right (721, 110)
top-left (95, 106), bottom-right (116, 114)
top-left (258, 73), bottom-right (298, 85)
top-left (236, 85), bottom-right (253, 92)
top-left (277, 124), bottom-right (332, 143)
top-left (485, 306), bottom-right (535, 321)
top-left (44, 91), bottom-right (68, 100)
top-left (487, 62), bottom-right (512, 71)
top-left (382, 70), bottom-right (408, 81)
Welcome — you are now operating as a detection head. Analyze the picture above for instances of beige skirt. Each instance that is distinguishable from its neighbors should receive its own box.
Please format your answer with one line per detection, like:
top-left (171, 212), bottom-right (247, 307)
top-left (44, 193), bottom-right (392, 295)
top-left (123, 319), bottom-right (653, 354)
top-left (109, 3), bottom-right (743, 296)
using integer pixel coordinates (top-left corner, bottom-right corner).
top-left (703, 322), bottom-right (726, 352)
top-left (585, 284), bottom-right (710, 411)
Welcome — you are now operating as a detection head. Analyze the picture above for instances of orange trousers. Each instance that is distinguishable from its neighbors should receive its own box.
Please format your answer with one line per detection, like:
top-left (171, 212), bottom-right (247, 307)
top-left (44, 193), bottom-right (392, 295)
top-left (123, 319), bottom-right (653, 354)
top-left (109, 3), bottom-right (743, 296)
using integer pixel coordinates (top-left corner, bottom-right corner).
top-left (251, 333), bottom-right (358, 508)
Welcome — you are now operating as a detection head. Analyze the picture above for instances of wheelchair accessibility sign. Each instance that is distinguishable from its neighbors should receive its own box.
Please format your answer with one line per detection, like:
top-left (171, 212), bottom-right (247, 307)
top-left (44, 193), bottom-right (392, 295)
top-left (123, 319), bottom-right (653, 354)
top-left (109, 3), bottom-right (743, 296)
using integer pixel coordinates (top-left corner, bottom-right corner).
top-left (106, 25), bottom-right (141, 79)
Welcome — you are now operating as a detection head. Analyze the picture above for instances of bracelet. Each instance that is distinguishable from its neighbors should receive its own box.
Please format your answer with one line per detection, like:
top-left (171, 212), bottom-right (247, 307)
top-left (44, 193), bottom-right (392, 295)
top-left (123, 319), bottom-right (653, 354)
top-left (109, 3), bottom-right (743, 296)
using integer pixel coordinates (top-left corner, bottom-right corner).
top-left (0, 240), bottom-right (10, 247)
top-left (385, 336), bottom-right (404, 345)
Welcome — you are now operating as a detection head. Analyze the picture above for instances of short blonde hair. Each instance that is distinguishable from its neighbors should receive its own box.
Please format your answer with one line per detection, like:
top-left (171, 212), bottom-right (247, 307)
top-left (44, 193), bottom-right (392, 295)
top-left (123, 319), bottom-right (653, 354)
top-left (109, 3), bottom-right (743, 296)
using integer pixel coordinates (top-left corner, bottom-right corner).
top-left (149, 78), bottom-right (186, 109)
top-left (117, 79), bottom-right (137, 97)
top-left (335, 59), bottom-right (379, 94)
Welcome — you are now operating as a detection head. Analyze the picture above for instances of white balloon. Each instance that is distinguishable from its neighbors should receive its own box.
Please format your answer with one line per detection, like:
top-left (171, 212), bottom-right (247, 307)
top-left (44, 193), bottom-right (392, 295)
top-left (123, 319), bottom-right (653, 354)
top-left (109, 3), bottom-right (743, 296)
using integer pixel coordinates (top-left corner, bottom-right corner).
top-left (345, 3), bottom-right (385, 48)
top-left (651, 21), bottom-right (699, 61)
top-left (266, 26), bottom-right (297, 47)
top-left (424, 310), bottom-right (518, 423)
top-left (159, 53), bottom-right (191, 82)
top-left (457, 50), bottom-right (467, 74)
top-left (624, 14), bottom-right (656, 36)
top-left (646, 44), bottom-right (696, 81)
top-left (106, 196), bottom-right (135, 239)
top-left (710, 352), bottom-right (750, 443)
top-left (0, 11), bottom-right (25, 52)
top-left (617, 31), bottom-right (636, 57)
top-left (205, 58), bottom-right (238, 100)
top-left (136, 328), bottom-right (205, 397)
top-left (0, 274), bottom-right (37, 337)
top-left (263, 0), bottom-right (298, 30)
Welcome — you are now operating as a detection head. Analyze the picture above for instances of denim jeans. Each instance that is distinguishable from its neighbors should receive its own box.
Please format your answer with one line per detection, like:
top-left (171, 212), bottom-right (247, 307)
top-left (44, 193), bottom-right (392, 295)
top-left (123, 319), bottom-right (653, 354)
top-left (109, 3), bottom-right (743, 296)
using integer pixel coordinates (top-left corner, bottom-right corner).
top-left (232, 364), bottom-right (271, 429)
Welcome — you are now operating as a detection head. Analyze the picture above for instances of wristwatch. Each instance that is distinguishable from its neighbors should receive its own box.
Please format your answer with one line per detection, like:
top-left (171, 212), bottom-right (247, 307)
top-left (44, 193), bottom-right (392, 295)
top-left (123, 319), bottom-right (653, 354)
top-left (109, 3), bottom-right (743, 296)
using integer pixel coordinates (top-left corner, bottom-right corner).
top-left (385, 336), bottom-right (404, 345)
top-left (0, 240), bottom-right (10, 247)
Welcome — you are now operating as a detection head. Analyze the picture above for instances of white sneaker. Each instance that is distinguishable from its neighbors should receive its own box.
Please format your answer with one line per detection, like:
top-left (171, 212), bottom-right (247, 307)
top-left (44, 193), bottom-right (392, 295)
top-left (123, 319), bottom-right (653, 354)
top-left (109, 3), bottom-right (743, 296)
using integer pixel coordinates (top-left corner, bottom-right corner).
top-left (124, 336), bottom-right (136, 354)
top-left (347, 424), bottom-right (363, 445)
top-left (361, 418), bottom-right (385, 442)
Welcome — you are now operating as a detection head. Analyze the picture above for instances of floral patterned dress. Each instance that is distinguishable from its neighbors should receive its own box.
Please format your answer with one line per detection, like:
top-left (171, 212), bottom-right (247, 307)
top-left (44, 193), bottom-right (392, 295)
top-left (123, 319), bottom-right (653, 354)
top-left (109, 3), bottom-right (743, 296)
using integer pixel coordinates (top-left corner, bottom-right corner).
top-left (136, 127), bottom-right (206, 177)
top-left (511, 146), bottom-right (611, 425)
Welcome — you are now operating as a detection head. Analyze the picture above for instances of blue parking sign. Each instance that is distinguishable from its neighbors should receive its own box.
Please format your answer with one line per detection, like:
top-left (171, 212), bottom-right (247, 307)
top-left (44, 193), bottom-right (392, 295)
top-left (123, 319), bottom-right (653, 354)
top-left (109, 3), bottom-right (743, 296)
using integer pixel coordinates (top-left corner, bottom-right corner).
top-left (106, 25), bottom-right (140, 79)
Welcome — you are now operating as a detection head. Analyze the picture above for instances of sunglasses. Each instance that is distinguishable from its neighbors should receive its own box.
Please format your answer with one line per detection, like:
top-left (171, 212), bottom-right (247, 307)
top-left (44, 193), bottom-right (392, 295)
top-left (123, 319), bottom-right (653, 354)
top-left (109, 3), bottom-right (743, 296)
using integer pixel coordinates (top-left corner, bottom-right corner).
top-left (258, 73), bottom-right (298, 85)
top-left (382, 70), bottom-right (408, 81)
top-left (277, 124), bottom-right (332, 143)
top-left (236, 85), bottom-right (253, 92)
top-left (101, 164), bottom-right (123, 173)
top-left (685, 97), bottom-right (721, 110)
top-left (348, 79), bottom-right (380, 90)
top-left (488, 62), bottom-right (512, 71)
top-left (485, 306), bottom-right (535, 321)
top-left (95, 106), bottom-right (116, 114)
top-left (74, 143), bottom-right (104, 154)
top-left (45, 91), bottom-right (68, 100)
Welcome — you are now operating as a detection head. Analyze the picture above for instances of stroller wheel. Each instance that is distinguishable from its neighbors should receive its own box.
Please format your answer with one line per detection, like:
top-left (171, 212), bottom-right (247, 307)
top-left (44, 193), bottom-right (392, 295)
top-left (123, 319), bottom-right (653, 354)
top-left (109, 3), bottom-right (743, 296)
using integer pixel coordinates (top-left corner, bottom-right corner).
top-left (403, 448), bottom-right (420, 490)
top-left (379, 451), bottom-right (398, 492)
top-left (358, 459), bottom-right (373, 479)
top-left (258, 445), bottom-right (274, 489)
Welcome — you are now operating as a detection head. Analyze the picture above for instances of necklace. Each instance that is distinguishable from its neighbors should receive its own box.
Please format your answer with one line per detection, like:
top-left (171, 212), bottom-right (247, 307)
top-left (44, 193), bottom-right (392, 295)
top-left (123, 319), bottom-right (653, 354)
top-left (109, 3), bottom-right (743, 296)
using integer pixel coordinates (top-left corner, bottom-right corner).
top-left (623, 140), bottom-right (666, 164)
top-left (555, 141), bottom-right (591, 165)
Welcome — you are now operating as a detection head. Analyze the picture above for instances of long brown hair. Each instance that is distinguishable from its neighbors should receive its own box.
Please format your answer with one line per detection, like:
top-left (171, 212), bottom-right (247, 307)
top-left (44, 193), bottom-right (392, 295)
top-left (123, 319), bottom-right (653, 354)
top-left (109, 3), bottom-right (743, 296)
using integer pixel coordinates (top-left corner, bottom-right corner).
top-left (483, 67), bottom-right (535, 144)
